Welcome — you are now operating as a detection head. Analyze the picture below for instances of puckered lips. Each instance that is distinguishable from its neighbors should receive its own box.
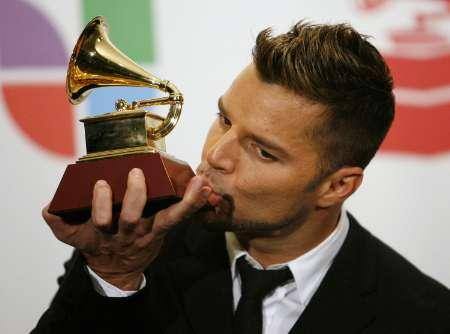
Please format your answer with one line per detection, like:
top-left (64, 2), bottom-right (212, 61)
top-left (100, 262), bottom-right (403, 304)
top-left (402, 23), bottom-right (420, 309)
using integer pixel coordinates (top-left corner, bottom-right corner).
top-left (196, 175), bottom-right (235, 221)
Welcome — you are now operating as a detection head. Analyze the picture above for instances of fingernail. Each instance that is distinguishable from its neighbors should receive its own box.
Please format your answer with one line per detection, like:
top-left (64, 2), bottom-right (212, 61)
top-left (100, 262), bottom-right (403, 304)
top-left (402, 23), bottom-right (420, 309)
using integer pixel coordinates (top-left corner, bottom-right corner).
top-left (130, 168), bottom-right (143, 177)
top-left (95, 180), bottom-right (107, 188)
top-left (201, 187), bottom-right (211, 198)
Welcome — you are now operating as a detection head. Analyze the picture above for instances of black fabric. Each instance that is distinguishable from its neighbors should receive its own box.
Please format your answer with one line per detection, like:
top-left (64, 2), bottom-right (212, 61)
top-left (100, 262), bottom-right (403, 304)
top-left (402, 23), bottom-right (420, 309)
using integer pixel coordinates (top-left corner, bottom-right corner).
top-left (31, 213), bottom-right (450, 334)
top-left (233, 256), bottom-right (293, 334)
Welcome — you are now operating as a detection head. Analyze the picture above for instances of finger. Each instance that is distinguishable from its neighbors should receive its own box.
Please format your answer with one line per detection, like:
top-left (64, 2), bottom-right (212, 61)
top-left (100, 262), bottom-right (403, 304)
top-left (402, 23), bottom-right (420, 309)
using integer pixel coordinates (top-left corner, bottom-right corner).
top-left (119, 168), bottom-right (147, 234)
top-left (152, 176), bottom-right (211, 236)
top-left (42, 204), bottom-right (79, 242)
top-left (91, 180), bottom-right (113, 232)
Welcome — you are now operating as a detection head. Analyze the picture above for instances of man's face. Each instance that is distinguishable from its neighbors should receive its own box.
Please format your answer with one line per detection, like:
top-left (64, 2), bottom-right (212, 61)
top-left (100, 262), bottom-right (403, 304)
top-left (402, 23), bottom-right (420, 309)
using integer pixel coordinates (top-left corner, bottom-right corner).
top-left (197, 64), bottom-right (325, 235)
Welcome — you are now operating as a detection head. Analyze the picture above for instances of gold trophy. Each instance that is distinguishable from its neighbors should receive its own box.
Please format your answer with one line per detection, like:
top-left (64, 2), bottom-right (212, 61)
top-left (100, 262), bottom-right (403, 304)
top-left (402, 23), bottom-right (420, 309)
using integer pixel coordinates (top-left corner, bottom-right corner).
top-left (49, 16), bottom-right (194, 222)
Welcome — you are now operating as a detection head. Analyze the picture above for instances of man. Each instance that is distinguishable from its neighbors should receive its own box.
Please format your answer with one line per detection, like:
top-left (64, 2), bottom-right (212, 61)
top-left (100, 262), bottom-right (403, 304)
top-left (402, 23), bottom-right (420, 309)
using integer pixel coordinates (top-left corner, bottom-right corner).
top-left (33, 22), bottom-right (449, 333)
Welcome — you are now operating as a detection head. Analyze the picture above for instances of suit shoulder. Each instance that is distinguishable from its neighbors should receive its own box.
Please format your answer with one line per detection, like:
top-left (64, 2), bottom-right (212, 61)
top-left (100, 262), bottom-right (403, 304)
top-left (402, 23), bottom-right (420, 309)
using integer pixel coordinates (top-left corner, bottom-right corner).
top-left (354, 219), bottom-right (450, 316)
top-left (373, 231), bottom-right (447, 291)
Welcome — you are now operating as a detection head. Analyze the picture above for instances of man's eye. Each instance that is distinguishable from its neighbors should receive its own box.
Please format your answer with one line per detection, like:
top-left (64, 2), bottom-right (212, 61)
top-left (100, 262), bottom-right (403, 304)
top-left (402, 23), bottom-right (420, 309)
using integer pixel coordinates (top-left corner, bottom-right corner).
top-left (256, 147), bottom-right (277, 161)
top-left (217, 112), bottom-right (231, 127)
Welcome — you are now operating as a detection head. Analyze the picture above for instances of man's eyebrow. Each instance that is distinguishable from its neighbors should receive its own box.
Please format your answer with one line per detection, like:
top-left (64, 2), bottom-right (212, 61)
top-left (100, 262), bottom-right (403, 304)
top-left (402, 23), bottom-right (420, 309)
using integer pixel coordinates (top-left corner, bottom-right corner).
top-left (250, 133), bottom-right (289, 157)
top-left (218, 97), bottom-right (289, 157)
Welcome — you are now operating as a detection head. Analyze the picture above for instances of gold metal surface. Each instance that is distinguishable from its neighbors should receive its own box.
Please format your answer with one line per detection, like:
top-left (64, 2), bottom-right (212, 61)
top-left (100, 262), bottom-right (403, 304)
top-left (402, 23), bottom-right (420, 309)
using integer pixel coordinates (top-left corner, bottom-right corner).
top-left (67, 16), bottom-right (183, 160)
top-left (78, 146), bottom-right (159, 162)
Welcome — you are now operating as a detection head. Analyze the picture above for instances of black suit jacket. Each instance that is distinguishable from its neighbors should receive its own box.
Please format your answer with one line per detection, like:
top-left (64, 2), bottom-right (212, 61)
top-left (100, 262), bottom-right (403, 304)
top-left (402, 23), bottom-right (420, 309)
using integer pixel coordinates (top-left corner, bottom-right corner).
top-left (32, 213), bottom-right (450, 333)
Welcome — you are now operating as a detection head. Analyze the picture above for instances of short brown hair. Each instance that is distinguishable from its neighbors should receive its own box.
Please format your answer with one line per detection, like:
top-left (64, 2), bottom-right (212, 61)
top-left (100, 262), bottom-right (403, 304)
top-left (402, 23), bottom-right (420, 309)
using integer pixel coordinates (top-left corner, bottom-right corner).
top-left (253, 21), bottom-right (395, 179)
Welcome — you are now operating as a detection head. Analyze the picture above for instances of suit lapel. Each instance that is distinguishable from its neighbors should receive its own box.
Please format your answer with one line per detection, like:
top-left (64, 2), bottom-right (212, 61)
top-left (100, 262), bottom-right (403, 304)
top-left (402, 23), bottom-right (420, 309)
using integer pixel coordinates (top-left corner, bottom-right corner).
top-left (175, 222), bottom-right (234, 334)
top-left (170, 214), bottom-right (378, 334)
top-left (289, 214), bottom-right (378, 334)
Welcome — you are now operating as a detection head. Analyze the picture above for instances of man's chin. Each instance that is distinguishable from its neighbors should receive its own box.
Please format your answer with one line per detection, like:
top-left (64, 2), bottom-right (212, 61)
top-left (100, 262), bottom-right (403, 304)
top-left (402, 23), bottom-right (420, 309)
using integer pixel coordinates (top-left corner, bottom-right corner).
top-left (191, 192), bottom-right (310, 237)
top-left (195, 206), bottom-right (235, 232)
top-left (195, 208), bottom-right (297, 238)
top-left (195, 202), bottom-right (312, 239)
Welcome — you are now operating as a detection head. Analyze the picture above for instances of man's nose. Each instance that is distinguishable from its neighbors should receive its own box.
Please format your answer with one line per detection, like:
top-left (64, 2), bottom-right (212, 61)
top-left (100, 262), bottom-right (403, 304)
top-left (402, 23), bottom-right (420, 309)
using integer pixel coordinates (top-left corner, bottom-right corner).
top-left (206, 131), bottom-right (237, 174)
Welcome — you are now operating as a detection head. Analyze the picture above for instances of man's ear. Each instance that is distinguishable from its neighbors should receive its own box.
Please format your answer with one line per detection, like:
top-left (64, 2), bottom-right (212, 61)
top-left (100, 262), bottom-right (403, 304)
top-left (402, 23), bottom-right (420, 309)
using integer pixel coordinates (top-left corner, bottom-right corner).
top-left (315, 167), bottom-right (363, 208)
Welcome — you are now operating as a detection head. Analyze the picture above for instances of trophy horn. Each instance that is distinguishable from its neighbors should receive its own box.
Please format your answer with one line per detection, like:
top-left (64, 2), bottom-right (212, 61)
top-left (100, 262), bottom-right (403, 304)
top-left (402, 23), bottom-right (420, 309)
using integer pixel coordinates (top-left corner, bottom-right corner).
top-left (67, 16), bottom-right (183, 140)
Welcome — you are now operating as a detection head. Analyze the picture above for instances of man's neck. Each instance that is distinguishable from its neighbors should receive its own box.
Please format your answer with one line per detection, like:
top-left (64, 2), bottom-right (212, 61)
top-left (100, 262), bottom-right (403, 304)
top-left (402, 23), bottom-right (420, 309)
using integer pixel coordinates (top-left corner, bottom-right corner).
top-left (238, 207), bottom-right (341, 268)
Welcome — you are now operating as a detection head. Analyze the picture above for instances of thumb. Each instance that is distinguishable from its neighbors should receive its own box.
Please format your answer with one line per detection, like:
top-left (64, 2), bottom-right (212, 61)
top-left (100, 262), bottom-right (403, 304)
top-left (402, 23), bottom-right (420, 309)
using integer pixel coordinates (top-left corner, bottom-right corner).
top-left (152, 176), bottom-right (211, 236)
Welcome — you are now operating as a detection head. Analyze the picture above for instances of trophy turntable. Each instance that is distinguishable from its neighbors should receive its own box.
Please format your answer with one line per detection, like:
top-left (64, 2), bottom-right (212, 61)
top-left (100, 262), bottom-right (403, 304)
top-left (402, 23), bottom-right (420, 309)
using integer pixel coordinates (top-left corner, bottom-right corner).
top-left (49, 16), bottom-right (194, 222)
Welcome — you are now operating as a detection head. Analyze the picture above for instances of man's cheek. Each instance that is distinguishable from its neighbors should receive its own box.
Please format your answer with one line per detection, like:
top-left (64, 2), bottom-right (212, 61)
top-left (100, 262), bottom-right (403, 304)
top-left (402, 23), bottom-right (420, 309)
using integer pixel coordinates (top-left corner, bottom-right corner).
top-left (233, 174), bottom-right (276, 200)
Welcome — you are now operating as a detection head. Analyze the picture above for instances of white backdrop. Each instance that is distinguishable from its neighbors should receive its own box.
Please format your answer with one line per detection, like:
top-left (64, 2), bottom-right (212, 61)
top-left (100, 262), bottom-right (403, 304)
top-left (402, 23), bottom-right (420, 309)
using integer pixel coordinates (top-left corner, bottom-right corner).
top-left (1, 0), bottom-right (449, 333)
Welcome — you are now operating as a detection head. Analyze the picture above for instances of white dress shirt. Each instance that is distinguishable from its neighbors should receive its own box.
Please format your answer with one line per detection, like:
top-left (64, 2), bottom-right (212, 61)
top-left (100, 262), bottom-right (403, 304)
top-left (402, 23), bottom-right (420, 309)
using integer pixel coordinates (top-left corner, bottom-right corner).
top-left (86, 266), bottom-right (147, 297)
top-left (88, 210), bottom-right (349, 333)
top-left (226, 210), bottom-right (349, 333)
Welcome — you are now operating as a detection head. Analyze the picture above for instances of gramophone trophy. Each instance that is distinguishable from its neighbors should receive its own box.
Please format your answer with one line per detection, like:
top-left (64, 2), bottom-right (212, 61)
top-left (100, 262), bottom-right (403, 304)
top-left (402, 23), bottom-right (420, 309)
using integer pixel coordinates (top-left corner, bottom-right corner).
top-left (49, 16), bottom-right (194, 222)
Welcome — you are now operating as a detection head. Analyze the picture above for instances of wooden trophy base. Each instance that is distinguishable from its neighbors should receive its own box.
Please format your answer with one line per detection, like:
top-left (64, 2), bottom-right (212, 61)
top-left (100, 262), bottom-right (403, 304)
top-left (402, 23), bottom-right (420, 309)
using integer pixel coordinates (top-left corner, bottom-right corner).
top-left (48, 153), bottom-right (195, 223)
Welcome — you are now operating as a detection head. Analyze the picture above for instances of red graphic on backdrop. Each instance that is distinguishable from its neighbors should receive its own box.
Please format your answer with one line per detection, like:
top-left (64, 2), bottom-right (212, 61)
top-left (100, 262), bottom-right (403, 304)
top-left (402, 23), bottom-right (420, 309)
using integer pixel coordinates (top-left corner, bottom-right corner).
top-left (2, 85), bottom-right (74, 156)
top-left (357, 0), bottom-right (450, 154)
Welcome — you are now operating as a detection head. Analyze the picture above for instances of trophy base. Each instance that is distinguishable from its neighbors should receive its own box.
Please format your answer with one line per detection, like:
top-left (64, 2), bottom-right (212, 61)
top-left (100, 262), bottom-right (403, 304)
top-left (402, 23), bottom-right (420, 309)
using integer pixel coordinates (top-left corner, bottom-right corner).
top-left (48, 152), bottom-right (195, 223)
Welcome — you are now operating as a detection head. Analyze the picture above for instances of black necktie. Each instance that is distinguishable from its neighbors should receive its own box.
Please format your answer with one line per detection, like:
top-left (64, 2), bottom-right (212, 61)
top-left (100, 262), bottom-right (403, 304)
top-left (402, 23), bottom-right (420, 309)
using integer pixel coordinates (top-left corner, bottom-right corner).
top-left (233, 256), bottom-right (294, 334)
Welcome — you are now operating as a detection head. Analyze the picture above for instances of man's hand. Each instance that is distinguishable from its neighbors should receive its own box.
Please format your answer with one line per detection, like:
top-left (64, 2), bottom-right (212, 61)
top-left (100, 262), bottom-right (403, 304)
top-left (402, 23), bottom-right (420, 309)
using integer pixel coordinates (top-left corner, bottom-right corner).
top-left (42, 168), bottom-right (211, 290)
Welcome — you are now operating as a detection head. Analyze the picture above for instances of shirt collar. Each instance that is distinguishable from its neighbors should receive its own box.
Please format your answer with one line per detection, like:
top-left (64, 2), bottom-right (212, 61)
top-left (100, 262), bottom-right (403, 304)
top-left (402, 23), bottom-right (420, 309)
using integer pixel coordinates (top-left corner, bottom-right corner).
top-left (225, 209), bottom-right (350, 305)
